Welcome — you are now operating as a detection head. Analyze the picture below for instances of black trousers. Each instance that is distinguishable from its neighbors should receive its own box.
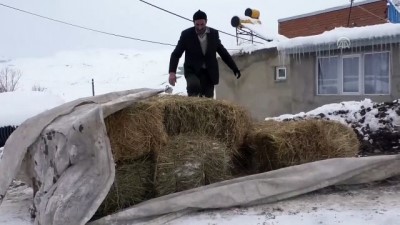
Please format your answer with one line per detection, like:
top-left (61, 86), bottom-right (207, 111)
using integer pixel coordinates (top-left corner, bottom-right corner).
top-left (185, 68), bottom-right (214, 98)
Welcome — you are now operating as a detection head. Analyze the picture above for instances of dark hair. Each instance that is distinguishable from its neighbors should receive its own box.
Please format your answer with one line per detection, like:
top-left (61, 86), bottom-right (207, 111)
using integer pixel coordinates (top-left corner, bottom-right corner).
top-left (193, 10), bottom-right (207, 21)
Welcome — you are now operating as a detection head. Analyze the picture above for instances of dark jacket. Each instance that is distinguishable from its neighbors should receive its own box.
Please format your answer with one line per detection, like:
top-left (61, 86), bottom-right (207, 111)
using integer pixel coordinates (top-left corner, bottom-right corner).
top-left (169, 27), bottom-right (238, 85)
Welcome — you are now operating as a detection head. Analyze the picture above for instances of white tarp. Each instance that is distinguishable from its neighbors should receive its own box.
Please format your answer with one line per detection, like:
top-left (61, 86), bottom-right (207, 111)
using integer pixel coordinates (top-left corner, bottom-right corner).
top-left (0, 88), bottom-right (399, 225)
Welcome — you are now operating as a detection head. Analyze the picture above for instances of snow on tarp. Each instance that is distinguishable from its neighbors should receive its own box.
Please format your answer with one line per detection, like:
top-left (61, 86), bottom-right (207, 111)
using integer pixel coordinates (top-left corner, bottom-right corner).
top-left (0, 89), bottom-right (400, 225)
top-left (277, 23), bottom-right (400, 54)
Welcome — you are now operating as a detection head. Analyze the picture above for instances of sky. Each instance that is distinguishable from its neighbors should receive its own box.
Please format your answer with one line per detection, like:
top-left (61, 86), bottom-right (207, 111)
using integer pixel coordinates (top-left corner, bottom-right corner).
top-left (0, 0), bottom-right (354, 58)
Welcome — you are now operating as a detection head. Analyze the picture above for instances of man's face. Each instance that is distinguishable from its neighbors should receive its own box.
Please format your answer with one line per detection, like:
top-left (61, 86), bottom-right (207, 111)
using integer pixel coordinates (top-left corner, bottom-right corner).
top-left (194, 19), bottom-right (207, 34)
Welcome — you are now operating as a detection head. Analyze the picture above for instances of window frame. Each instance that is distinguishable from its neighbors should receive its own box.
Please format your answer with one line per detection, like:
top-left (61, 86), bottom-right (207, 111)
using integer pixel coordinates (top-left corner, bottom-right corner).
top-left (341, 54), bottom-right (362, 95)
top-left (363, 51), bottom-right (391, 95)
top-left (316, 51), bottom-right (390, 96)
top-left (275, 66), bottom-right (287, 81)
top-left (316, 56), bottom-right (339, 95)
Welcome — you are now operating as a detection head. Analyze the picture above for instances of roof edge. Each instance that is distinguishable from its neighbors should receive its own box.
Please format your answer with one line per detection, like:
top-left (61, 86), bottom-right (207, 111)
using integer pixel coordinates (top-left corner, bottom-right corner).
top-left (277, 35), bottom-right (400, 54)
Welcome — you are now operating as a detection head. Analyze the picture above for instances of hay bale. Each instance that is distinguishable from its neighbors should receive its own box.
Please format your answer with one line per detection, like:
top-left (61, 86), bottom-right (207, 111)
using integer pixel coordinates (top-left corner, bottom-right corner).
top-left (155, 134), bottom-right (233, 196)
top-left (244, 119), bottom-right (359, 173)
top-left (94, 155), bottom-right (155, 218)
top-left (156, 95), bottom-right (252, 150)
top-left (104, 101), bottom-right (167, 162)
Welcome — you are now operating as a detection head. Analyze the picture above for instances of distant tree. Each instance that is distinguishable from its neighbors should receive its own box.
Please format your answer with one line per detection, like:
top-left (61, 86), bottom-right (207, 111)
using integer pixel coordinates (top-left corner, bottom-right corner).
top-left (0, 67), bottom-right (22, 93)
top-left (32, 84), bottom-right (46, 92)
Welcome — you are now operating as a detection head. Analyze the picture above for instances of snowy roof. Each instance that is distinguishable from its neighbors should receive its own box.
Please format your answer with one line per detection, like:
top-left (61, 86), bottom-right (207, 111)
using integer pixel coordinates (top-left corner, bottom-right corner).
top-left (277, 23), bottom-right (400, 54)
top-left (278, 0), bottom-right (381, 22)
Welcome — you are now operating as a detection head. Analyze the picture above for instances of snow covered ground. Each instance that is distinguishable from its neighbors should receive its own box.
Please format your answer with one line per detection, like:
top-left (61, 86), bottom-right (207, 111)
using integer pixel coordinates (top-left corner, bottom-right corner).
top-left (0, 91), bottom-right (64, 127)
top-left (3, 49), bottom-right (187, 102)
top-left (170, 178), bottom-right (400, 225)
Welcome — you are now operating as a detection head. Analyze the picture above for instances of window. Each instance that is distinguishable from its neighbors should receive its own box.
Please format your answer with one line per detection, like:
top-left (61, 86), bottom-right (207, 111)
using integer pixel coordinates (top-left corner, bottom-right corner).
top-left (317, 52), bottom-right (390, 95)
top-left (318, 57), bottom-right (338, 94)
top-left (275, 66), bottom-right (287, 80)
top-left (342, 55), bottom-right (360, 94)
top-left (364, 52), bottom-right (390, 94)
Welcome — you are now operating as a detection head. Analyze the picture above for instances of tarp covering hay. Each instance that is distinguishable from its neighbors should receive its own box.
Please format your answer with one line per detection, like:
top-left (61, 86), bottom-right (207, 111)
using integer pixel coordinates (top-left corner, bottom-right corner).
top-left (93, 154), bottom-right (155, 219)
top-left (155, 134), bottom-right (232, 196)
top-left (3, 88), bottom-right (400, 225)
top-left (105, 102), bottom-right (167, 162)
top-left (244, 119), bottom-right (360, 173)
top-left (99, 95), bottom-right (250, 216)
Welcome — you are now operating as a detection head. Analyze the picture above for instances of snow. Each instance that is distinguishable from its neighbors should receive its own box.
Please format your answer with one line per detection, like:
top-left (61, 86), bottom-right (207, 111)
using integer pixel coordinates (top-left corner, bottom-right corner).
top-left (277, 23), bottom-right (400, 51)
top-left (241, 23), bottom-right (287, 43)
top-left (0, 91), bottom-right (64, 127)
top-left (0, 181), bottom-right (32, 225)
top-left (268, 99), bottom-right (390, 131)
top-left (392, 0), bottom-right (400, 9)
top-left (4, 49), bottom-right (187, 102)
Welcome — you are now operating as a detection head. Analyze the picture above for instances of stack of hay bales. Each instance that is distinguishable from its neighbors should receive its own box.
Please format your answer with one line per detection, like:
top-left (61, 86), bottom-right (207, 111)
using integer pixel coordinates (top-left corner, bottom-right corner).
top-left (95, 95), bottom-right (252, 217)
top-left (243, 119), bottom-right (360, 173)
top-left (94, 95), bottom-right (361, 218)
top-left (95, 102), bottom-right (167, 217)
top-left (153, 95), bottom-right (252, 195)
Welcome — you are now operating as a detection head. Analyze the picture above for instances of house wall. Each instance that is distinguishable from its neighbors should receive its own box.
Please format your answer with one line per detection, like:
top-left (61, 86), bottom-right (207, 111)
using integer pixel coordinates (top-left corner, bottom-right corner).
top-left (216, 48), bottom-right (292, 120)
top-left (279, 0), bottom-right (387, 38)
top-left (217, 44), bottom-right (400, 121)
top-left (289, 46), bottom-right (400, 114)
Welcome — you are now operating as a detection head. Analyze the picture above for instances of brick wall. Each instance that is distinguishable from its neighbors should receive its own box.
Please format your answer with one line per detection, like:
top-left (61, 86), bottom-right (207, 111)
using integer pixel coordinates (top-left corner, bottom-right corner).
top-left (279, 0), bottom-right (388, 38)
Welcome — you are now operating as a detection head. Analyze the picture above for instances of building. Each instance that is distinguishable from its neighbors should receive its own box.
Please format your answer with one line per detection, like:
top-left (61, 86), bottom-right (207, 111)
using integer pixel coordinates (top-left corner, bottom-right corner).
top-left (216, 0), bottom-right (400, 120)
top-left (279, 0), bottom-right (388, 38)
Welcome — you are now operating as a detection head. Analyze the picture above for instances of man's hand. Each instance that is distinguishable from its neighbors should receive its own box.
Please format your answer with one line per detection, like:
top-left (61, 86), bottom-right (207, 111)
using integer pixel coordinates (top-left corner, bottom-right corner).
top-left (233, 69), bottom-right (241, 79)
top-left (169, 72), bottom-right (177, 86)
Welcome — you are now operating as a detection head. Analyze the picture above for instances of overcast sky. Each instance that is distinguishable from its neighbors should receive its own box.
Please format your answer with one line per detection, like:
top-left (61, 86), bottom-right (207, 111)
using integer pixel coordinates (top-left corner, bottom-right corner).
top-left (0, 0), bottom-right (354, 58)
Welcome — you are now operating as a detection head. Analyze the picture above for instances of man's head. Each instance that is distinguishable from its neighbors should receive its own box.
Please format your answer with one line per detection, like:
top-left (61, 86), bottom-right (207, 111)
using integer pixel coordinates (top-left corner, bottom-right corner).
top-left (193, 10), bottom-right (207, 34)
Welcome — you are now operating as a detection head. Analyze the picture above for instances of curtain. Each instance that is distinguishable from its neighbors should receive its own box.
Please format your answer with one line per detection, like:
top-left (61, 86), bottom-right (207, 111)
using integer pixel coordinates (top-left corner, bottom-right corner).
top-left (318, 57), bottom-right (338, 94)
top-left (364, 52), bottom-right (389, 94)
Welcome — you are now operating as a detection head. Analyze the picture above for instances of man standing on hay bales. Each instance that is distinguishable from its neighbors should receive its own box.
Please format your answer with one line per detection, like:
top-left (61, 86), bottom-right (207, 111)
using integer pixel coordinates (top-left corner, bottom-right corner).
top-left (168, 10), bottom-right (241, 98)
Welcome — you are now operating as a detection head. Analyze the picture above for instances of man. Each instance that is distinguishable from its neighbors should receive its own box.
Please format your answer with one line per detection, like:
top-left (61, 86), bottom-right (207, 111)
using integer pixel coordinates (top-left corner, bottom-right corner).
top-left (168, 10), bottom-right (241, 98)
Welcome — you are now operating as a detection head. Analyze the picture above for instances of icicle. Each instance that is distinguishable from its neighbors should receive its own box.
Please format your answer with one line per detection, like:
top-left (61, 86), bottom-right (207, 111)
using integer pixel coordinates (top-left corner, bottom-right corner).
top-left (278, 48), bottom-right (285, 68)
top-left (296, 46), bottom-right (300, 63)
top-left (397, 42), bottom-right (400, 53)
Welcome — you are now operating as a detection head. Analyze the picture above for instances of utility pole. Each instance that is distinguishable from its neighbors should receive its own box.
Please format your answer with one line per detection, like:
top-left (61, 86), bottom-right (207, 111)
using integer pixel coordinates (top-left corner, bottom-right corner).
top-left (92, 78), bottom-right (95, 96)
top-left (347, 0), bottom-right (355, 27)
